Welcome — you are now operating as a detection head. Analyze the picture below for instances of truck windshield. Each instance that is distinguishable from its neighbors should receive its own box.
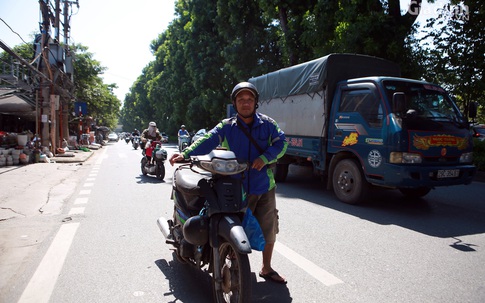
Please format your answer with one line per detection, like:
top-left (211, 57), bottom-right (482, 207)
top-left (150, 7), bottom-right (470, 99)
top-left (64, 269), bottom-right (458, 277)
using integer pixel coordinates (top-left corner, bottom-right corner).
top-left (383, 80), bottom-right (463, 123)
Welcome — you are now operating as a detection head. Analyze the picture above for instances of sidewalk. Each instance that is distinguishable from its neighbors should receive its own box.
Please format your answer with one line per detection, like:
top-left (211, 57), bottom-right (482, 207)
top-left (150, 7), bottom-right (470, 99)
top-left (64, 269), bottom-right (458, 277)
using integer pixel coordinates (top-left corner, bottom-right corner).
top-left (0, 148), bottom-right (95, 220)
top-left (0, 146), bottom-right (98, 298)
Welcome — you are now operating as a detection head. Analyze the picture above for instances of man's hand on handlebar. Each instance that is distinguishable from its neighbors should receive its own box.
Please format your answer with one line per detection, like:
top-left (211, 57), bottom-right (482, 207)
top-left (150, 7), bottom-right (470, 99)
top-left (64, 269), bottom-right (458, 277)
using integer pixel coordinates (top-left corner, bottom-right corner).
top-left (169, 153), bottom-right (185, 166)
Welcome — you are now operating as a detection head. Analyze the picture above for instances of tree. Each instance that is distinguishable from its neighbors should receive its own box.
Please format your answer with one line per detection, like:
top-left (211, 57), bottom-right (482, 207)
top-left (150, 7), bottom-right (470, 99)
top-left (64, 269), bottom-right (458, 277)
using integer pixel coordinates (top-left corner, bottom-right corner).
top-left (71, 44), bottom-right (121, 128)
top-left (420, 1), bottom-right (484, 120)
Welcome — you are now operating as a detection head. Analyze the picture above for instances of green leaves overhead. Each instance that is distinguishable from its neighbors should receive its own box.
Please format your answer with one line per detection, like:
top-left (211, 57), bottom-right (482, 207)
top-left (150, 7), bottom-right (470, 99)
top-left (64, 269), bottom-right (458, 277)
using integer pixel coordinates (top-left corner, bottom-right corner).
top-left (120, 0), bottom-right (485, 136)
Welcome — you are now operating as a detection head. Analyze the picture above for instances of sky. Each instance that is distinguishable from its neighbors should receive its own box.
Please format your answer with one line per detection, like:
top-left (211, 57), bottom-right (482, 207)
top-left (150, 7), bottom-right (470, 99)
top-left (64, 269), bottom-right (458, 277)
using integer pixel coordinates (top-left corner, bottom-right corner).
top-left (1, 0), bottom-right (176, 101)
top-left (1, 0), bottom-right (448, 102)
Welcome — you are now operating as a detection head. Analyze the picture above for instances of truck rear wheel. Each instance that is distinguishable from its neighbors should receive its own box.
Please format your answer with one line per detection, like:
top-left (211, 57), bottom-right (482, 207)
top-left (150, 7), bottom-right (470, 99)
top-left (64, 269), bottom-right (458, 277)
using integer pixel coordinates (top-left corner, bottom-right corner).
top-left (274, 163), bottom-right (289, 182)
top-left (332, 159), bottom-right (368, 204)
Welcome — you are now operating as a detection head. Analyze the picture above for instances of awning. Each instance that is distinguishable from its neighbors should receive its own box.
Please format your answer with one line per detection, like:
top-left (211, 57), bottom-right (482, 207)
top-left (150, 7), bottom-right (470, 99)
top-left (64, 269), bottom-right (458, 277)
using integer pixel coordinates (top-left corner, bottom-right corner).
top-left (0, 88), bottom-right (36, 120)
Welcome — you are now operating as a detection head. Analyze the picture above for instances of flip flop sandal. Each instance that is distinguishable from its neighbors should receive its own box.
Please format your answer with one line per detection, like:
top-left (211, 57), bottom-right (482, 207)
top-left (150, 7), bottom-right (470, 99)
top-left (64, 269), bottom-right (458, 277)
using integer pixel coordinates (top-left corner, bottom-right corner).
top-left (259, 271), bottom-right (287, 284)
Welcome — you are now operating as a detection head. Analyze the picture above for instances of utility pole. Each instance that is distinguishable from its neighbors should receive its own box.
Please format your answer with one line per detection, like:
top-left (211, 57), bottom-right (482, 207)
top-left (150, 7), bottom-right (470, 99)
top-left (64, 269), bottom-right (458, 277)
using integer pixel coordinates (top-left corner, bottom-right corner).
top-left (39, 0), bottom-right (52, 149)
top-left (37, 0), bottom-right (76, 152)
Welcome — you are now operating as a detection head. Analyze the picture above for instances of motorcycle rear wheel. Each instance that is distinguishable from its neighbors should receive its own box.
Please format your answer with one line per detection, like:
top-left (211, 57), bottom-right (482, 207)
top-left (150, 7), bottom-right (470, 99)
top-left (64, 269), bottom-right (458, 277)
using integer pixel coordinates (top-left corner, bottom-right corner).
top-left (212, 240), bottom-right (251, 303)
top-left (156, 163), bottom-right (165, 180)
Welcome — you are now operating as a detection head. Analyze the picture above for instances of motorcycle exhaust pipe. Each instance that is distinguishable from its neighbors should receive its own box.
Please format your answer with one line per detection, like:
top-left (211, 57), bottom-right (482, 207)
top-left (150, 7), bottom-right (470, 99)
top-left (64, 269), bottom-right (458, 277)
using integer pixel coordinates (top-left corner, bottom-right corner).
top-left (157, 217), bottom-right (171, 239)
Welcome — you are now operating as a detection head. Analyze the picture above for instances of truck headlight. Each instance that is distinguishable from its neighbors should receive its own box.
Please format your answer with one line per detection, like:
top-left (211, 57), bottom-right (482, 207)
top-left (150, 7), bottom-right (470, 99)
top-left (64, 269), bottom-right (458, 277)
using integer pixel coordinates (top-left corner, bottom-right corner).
top-left (390, 152), bottom-right (422, 164)
top-left (460, 152), bottom-right (473, 163)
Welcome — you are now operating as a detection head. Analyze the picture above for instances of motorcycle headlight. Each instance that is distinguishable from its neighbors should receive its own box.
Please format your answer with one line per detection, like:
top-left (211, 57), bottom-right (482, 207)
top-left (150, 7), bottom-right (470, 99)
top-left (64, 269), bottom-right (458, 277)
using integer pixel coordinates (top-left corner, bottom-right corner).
top-left (200, 158), bottom-right (247, 175)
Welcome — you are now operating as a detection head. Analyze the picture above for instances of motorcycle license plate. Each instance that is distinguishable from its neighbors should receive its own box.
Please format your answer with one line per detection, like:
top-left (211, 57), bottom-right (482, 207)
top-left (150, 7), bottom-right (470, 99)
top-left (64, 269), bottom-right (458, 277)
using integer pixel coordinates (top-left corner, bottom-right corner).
top-left (437, 169), bottom-right (459, 178)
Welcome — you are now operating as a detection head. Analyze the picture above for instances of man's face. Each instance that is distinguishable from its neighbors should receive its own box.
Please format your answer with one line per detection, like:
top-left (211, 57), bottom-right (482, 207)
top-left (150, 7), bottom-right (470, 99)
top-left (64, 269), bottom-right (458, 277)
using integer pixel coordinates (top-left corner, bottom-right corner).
top-left (235, 91), bottom-right (256, 119)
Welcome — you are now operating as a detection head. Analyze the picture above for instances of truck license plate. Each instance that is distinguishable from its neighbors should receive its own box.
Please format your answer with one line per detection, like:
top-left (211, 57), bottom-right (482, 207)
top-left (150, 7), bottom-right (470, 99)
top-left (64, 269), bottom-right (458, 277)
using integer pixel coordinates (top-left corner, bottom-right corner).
top-left (437, 169), bottom-right (459, 178)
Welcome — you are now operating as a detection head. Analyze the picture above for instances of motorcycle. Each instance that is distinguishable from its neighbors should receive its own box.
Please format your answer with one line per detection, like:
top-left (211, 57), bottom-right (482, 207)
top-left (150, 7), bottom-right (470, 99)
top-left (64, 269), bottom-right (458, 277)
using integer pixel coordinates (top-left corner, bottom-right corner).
top-left (132, 136), bottom-right (140, 150)
top-left (157, 149), bottom-right (252, 302)
top-left (178, 135), bottom-right (191, 152)
top-left (125, 134), bottom-right (131, 144)
top-left (141, 140), bottom-right (167, 180)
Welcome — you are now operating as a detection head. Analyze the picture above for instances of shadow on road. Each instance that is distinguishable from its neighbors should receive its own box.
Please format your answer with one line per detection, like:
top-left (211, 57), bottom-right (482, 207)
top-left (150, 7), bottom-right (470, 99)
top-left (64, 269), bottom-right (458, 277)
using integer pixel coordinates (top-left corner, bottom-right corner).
top-left (135, 174), bottom-right (167, 184)
top-left (276, 164), bottom-right (485, 241)
top-left (155, 253), bottom-right (293, 302)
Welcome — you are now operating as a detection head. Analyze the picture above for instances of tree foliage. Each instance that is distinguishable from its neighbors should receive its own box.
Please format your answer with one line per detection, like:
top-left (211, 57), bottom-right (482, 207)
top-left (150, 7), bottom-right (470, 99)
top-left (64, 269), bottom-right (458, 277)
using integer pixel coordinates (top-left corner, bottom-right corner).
top-left (420, 0), bottom-right (485, 121)
top-left (119, 0), bottom-right (484, 137)
top-left (71, 44), bottom-right (121, 129)
top-left (1, 42), bottom-right (120, 129)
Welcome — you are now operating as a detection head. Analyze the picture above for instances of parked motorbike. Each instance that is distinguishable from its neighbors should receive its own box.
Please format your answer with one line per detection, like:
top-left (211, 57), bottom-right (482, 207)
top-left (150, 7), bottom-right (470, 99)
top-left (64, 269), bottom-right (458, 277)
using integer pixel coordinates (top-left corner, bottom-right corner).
top-left (141, 140), bottom-right (167, 180)
top-left (132, 136), bottom-right (140, 150)
top-left (178, 135), bottom-right (191, 152)
top-left (157, 149), bottom-right (252, 302)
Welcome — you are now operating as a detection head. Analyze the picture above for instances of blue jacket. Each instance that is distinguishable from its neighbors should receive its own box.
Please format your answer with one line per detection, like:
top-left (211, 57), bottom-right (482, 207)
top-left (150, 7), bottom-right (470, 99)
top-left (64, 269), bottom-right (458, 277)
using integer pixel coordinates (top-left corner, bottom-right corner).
top-left (182, 113), bottom-right (287, 195)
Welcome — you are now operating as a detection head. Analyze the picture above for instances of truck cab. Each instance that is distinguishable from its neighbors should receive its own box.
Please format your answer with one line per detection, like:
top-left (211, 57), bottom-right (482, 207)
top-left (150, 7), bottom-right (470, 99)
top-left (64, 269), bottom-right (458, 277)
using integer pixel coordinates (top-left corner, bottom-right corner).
top-left (327, 77), bottom-right (475, 202)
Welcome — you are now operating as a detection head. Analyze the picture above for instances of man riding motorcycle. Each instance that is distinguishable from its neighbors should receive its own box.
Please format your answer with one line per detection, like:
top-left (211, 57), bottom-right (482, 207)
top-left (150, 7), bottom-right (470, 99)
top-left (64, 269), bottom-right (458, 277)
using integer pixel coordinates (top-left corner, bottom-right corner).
top-left (141, 122), bottom-right (162, 162)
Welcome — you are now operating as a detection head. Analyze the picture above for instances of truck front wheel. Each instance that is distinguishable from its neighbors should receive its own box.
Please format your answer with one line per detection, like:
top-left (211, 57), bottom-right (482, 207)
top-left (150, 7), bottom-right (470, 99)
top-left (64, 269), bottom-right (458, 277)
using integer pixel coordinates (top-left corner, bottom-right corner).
top-left (332, 159), bottom-right (368, 204)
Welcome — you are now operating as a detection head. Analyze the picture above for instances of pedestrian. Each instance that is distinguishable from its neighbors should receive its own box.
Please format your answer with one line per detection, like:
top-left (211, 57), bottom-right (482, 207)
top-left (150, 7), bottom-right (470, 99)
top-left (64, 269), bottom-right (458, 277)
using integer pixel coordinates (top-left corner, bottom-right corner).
top-left (170, 82), bottom-right (288, 284)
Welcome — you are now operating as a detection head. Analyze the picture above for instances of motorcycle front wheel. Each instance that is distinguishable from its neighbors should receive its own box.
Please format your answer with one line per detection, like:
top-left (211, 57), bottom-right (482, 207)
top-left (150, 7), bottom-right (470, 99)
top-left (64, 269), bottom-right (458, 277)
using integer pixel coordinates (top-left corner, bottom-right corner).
top-left (141, 157), bottom-right (148, 175)
top-left (212, 240), bottom-right (251, 303)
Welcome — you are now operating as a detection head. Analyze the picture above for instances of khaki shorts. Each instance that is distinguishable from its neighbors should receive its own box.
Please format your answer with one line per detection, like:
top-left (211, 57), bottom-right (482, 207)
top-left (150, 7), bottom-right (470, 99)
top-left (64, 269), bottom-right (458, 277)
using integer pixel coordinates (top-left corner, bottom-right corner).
top-left (247, 188), bottom-right (279, 244)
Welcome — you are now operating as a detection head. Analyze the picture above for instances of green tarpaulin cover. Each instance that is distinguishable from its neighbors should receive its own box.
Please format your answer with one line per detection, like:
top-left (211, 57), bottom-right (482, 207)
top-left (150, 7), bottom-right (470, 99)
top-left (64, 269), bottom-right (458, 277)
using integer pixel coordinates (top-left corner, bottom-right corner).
top-left (249, 53), bottom-right (401, 101)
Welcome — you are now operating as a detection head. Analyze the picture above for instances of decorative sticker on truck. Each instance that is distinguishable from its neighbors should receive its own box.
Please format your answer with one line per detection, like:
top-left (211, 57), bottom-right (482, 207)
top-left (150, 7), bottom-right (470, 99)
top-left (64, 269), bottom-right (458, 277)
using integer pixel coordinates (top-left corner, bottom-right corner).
top-left (342, 132), bottom-right (358, 146)
top-left (365, 138), bottom-right (384, 145)
top-left (412, 134), bottom-right (468, 150)
top-left (286, 137), bottom-right (304, 147)
top-left (368, 150), bottom-right (382, 168)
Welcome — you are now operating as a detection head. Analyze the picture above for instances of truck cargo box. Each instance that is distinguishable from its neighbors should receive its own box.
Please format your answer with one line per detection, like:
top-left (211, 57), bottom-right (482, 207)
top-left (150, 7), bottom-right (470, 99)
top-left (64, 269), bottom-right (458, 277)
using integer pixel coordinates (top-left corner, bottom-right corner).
top-left (249, 54), bottom-right (401, 137)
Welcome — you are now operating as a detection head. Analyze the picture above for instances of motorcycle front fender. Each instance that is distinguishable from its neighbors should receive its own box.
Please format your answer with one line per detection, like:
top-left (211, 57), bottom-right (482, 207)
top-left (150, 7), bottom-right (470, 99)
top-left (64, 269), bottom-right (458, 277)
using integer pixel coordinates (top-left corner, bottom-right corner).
top-left (216, 215), bottom-right (252, 254)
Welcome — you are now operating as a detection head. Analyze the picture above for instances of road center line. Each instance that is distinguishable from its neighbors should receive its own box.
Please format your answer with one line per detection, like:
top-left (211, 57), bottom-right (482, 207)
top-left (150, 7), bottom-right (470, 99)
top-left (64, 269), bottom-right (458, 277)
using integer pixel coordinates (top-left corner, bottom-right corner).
top-left (18, 222), bottom-right (80, 303)
top-left (275, 241), bottom-right (344, 286)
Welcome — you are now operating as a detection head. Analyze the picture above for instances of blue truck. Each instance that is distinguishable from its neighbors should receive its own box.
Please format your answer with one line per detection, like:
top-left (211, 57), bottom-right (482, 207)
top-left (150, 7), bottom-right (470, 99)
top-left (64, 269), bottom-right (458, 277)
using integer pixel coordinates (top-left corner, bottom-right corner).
top-left (249, 53), bottom-right (477, 204)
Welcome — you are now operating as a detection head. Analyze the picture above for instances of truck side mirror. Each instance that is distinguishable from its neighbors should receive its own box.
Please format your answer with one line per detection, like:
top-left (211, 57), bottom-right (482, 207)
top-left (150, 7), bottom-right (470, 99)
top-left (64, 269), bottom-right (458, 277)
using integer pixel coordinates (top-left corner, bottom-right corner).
top-left (392, 92), bottom-right (406, 114)
top-left (469, 101), bottom-right (478, 119)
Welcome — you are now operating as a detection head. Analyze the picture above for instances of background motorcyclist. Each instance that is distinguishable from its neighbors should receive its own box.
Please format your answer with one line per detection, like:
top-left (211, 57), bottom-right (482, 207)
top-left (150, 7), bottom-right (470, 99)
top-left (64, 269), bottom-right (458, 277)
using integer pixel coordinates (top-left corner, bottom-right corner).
top-left (130, 129), bottom-right (140, 143)
top-left (177, 124), bottom-right (190, 151)
top-left (178, 124), bottom-right (189, 137)
top-left (141, 122), bottom-right (162, 162)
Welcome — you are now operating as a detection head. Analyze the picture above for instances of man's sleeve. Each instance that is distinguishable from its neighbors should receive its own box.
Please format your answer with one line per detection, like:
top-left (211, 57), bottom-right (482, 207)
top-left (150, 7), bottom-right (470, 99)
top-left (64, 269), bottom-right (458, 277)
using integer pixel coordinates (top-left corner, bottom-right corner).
top-left (182, 122), bottom-right (224, 158)
top-left (260, 120), bottom-right (287, 165)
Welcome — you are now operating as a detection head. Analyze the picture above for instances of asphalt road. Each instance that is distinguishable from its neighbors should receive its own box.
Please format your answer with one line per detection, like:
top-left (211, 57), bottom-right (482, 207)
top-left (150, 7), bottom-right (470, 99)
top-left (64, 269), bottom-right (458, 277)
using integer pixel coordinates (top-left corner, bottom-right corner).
top-left (1, 141), bottom-right (485, 303)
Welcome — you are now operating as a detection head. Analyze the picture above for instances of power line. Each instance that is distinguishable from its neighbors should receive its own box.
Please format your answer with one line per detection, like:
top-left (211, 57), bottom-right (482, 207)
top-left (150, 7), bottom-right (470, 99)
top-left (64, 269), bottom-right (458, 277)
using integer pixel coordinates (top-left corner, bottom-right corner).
top-left (0, 17), bottom-right (30, 45)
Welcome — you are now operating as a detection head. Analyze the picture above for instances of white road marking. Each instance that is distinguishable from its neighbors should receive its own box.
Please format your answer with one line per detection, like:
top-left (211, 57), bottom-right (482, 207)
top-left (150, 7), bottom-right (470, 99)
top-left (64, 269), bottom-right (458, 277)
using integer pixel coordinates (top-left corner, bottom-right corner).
top-left (83, 183), bottom-right (94, 187)
top-left (86, 177), bottom-right (95, 181)
top-left (68, 207), bottom-right (85, 215)
top-left (275, 241), bottom-right (344, 286)
top-left (79, 189), bottom-right (91, 195)
top-left (17, 223), bottom-right (80, 303)
top-left (74, 197), bottom-right (88, 205)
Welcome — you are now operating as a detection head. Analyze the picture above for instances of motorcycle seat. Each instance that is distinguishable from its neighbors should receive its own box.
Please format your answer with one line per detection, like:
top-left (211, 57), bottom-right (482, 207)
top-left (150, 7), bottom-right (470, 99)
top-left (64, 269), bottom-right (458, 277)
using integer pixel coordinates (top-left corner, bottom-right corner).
top-left (175, 168), bottom-right (209, 196)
